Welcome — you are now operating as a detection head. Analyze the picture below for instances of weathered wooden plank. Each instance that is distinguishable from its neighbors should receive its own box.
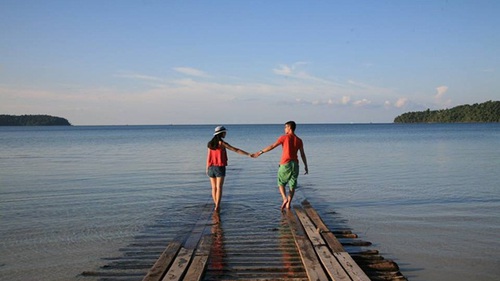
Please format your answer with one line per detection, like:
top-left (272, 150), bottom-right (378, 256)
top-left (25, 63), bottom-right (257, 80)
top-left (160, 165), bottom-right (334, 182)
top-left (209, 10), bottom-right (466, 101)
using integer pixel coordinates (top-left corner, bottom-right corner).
top-left (349, 249), bottom-right (379, 255)
top-left (142, 199), bottom-right (400, 281)
top-left (294, 206), bottom-right (351, 281)
top-left (335, 233), bottom-right (359, 238)
top-left (162, 205), bottom-right (215, 281)
top-left (297, 203), bottom-right (371, 281)
top-left (339, 239), bottom-right (372, 247)
top-left (301, 200), bottom-right (345, 252)
top-left (81, 271), bottom-right (145, 277)
top-left (284, 209), bottom-right (329, 281)
top-left (120, 247), bottom-right (167, 252)
top-left (183, 234), bottom-right (212, 281)
top-left (183, 206), bottom-right (214, 250)
top-left (161, 247), bottom-right (195, 281)
top-left (358, 260), bottom-right (399, 272)
top-left (204, 279), bottom-right (307, 281)
top-left (142, 240), bottom-right (182, 281)
top-left (183, 255), bottom-right (208, 280)
top-left (334, 252), bottom-right (371, 281)
top-left (203, 277), bottom-right (308, 281)
top-left (365, 271), bottom-right (407, 280)
top-left (142, 203), bottom-right (214, 281)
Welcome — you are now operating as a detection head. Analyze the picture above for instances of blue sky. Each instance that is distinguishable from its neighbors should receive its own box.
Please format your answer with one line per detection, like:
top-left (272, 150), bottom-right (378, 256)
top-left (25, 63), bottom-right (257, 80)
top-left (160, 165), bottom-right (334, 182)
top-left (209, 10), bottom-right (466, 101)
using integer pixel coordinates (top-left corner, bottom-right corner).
top-left (1, 1), bottom-right (499, 125)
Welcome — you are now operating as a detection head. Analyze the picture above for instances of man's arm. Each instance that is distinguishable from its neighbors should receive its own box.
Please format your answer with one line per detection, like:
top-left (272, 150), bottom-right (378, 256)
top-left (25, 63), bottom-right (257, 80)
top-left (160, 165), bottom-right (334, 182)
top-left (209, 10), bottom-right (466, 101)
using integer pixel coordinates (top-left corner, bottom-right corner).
top-left (299, 146), bottom-right (308, 174)
top-left (253, 140), bottom-right (281, 157)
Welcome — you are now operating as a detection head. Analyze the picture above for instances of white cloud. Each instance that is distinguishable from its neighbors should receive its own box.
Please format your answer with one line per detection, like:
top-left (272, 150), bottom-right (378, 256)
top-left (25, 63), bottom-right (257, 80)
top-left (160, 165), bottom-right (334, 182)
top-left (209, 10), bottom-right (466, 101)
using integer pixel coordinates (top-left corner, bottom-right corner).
top-left (114, 73), bottom-right (163, 82)
top-left (434, 85), bottom-right (452, 107)
top-left (435, 85), bottom-right (448, 100)
top-left (273, 64), bottom-right (293, 76)
top-left (353, 98), bottom-right (371, 107)
top-left (272, 62), bottom-right (332, 84)
top-left (395, 97), bottom-right (408, 108)
top-left (173, 67), bottom-right (209, 77)
top-left (0, 64), bottom-right (408, 125)
top-left (341, 96), bottom-right (351, 105)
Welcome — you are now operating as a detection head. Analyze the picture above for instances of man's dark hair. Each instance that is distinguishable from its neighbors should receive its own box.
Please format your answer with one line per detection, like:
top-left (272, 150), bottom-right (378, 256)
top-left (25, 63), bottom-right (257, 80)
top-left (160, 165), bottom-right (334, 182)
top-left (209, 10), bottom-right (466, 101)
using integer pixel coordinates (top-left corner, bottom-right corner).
top-left (285, 121), bottom-right (296, 132)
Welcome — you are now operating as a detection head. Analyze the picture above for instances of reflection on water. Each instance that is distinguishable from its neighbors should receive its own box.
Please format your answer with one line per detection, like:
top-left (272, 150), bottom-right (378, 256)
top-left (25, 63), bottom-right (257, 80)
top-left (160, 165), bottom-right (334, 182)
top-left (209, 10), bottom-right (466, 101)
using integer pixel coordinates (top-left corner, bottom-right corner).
top-left (279, 214), bottom-right (296, 278)
top-left (209, 212), bottom-right (225, 276)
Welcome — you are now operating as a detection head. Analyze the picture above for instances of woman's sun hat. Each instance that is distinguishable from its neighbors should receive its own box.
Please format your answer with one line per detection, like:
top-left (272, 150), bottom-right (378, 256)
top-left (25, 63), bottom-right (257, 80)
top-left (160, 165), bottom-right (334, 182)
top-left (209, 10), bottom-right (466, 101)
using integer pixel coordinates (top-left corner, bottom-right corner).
top-left (213, 126), bottom-right (227, 135)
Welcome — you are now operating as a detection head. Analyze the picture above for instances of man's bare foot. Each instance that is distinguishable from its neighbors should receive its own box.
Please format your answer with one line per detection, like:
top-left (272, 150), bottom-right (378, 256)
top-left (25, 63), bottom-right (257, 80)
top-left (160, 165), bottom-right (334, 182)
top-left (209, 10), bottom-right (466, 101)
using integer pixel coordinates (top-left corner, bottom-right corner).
top-left (285, 200), bottom-right (292, 209)
top-left (281, 199), bottom-right (288, 210)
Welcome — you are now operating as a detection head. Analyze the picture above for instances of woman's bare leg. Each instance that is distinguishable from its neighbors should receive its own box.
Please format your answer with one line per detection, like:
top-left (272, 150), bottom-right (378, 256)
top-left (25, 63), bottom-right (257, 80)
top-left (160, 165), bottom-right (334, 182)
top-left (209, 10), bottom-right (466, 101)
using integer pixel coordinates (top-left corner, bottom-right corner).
top-left (210, 177), bottom-right (217, 206)
top-left (214, 177), bottom-right (225, 211)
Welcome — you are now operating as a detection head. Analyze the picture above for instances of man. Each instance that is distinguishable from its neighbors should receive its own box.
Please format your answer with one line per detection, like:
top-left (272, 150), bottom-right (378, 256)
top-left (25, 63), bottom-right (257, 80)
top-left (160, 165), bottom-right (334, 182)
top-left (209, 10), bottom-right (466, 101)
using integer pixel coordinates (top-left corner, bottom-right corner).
top-left (253, 121), bottom-right (308, 210)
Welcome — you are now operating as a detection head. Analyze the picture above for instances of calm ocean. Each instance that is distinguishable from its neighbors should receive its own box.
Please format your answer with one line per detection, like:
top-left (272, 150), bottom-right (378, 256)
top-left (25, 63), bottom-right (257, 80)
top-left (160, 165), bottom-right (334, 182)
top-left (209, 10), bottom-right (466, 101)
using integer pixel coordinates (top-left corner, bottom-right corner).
top-left (1, 124), bottom-right (499, 281)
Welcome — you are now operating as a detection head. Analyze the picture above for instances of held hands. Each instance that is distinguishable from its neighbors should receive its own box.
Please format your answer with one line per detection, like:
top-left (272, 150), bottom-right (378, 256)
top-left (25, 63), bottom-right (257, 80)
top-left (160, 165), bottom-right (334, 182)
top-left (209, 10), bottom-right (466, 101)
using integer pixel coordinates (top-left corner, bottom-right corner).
top-left (247, 151), bottom-right (258, 158)
top-left (249, 150), bottom-right (264, 158)
top-left (244, 150), bottom-right (262, 158)
top-left (250, 152), bottom-right (260, 158)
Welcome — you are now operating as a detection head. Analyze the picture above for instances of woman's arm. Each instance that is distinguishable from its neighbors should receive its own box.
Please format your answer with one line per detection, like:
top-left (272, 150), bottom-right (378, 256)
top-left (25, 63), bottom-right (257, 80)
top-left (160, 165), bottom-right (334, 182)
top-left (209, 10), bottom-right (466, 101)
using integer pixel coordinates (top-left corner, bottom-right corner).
top-left (206, 148), bottom-right (211, 173)
top-left (222, 142), bottom-right (251, 156)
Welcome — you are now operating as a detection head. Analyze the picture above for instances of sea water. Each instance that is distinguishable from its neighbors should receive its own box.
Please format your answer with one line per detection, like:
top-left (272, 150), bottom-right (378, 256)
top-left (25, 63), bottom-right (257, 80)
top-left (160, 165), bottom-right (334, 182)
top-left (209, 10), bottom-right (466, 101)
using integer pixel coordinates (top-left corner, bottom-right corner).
top-left (0, 124), bottom-right (499, 280)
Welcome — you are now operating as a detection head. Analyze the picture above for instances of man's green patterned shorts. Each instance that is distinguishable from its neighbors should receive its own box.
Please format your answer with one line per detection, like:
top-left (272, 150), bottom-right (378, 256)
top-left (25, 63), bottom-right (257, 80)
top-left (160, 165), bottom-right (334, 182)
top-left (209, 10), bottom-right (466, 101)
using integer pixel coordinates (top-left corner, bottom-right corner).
top-left (278, 161), bottom-right (299, 190)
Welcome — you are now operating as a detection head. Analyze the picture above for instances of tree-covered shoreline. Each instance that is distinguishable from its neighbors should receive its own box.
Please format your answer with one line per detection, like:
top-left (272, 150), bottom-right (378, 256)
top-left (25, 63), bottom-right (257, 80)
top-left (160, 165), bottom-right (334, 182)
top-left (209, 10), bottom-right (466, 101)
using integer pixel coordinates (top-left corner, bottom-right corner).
top-left (394, 101), bottom-right (499, 123)
top-left (0, 114), bottom-right (71, 126)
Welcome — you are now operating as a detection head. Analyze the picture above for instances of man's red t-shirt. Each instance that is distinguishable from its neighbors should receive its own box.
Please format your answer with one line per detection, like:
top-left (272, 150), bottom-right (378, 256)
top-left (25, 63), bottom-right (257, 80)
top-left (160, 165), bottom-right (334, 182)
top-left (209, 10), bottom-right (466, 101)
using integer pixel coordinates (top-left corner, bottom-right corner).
top-left (276, 134), bottom-right (303, 165)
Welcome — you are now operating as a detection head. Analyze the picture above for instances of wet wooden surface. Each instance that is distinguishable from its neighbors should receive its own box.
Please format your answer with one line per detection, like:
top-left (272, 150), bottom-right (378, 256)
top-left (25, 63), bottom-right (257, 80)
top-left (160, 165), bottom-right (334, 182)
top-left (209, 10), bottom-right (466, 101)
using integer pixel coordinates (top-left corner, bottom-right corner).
top-left (140, 199), bottom-right (405, 281)
top-left (82, 196), bottom-right (407, 281)
top-left (202, 208), bottom-right (309, 281)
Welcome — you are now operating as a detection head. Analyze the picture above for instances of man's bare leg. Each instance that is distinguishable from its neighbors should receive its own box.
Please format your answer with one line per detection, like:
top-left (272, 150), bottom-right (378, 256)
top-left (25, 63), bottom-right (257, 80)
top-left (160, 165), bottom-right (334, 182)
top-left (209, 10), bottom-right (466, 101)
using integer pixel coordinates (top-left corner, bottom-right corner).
top-left (279, 185), bottom-right (288, 210)
top-left (285, 188), bottom-right (295, 209)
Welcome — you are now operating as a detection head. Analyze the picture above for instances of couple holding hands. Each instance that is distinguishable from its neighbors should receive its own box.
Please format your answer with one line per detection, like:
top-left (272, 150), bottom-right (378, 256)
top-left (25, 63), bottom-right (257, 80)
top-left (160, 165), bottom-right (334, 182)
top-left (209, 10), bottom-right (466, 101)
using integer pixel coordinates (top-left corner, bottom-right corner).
top-left (206, 121), bottom-right (308, 212)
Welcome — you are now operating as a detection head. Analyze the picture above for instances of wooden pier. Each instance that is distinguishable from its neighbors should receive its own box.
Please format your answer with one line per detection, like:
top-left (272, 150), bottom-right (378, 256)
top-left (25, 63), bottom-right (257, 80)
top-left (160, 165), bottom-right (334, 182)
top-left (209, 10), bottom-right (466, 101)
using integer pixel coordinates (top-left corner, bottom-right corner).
top-left (140, 200), bottom-right (405, 281)
top-left (83, 199), bottom-right (406, 281)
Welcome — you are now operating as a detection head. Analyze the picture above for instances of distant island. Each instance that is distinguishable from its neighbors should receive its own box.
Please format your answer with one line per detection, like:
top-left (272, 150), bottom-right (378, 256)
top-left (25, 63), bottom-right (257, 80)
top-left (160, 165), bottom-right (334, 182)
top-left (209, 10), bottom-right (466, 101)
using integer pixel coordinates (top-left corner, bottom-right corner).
top-left (394, 100), bottom-right (500, 123)
top-left (0, 114), bottom-right (72, 126)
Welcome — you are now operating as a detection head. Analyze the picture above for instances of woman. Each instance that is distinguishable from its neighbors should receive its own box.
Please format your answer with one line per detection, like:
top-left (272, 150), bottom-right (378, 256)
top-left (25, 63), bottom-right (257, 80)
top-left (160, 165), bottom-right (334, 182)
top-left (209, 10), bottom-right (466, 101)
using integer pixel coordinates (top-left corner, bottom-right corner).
top-left (207, 126), bottom-right (251, 211)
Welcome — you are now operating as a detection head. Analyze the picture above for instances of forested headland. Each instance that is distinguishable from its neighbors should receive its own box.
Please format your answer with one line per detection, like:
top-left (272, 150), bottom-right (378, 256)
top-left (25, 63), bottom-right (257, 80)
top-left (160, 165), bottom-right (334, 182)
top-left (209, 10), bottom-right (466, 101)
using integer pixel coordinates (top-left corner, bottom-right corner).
top-left (394, 101), bottom-right (500, 123)
top-left (0, 115), bottom-right (72, 126)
